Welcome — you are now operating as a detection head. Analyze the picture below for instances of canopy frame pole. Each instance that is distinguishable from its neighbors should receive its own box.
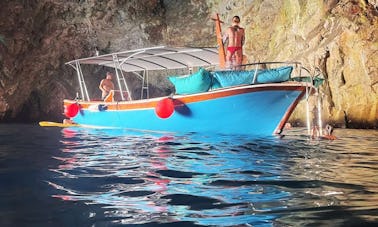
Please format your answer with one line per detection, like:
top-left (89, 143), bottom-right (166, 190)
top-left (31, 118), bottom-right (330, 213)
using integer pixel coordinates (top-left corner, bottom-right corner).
top-left (115, 57), bottom-right (132, 101)
top-left (317, 89), bottom-right (323, 136)
top-left (112, 54), bottom-right (130, 101)
top-left (118, 50), bottom-right (150, 100)
top-left (119, 50), bottom-right (147, 66)
top-left (120, 68), bottom-right (132, 101)
top-left (140, 70), bottom-right (149, 99)
top-left (252, 63), bottom-right (259, 84)
top-left (75, 61), bottom-right (90, 101)
top-left (305, 85), bottom-right (311, 136)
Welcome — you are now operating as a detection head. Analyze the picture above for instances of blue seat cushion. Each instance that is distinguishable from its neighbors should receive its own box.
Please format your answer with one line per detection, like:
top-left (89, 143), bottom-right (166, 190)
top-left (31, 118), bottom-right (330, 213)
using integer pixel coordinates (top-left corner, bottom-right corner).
top-left (168, 68), bottom-right (212, 94)
top-left (256, 66), bottom-right (293, 84)
top-left (213, 70), bottom-right (254, 87)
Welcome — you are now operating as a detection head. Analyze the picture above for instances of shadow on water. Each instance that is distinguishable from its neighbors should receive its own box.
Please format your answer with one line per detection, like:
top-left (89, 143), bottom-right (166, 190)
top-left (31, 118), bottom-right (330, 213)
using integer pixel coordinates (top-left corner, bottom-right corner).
top-left (0, 124), bottom-right (377, 226)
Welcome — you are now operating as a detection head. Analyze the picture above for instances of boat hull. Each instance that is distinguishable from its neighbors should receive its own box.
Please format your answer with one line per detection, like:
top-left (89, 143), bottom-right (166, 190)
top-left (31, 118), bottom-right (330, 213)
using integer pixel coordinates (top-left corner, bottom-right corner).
top-left (64, 83), bottom-right (309, 135)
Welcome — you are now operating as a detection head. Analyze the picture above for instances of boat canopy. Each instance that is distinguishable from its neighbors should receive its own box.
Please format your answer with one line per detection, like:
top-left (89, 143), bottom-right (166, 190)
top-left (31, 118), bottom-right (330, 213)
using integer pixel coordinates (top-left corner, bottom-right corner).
top-left (66, 46), bottom-right (221, 102)
top-left (66, 46), bottom-right (220, 72)
top-left (65, 45), bottom-right (319, 104)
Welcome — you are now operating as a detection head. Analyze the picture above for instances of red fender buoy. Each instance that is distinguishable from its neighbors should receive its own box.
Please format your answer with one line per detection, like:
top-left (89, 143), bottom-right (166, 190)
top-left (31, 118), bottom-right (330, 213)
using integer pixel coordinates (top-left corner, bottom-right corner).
top-left (64, 103), bottom-right (80, 118)
top-left (155, 98), bottom-right (174, 119)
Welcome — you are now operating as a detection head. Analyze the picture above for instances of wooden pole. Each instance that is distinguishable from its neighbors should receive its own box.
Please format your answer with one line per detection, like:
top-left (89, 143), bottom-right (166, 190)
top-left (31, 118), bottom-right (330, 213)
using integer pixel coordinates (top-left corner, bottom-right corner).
top-left (213, 13), bottom-right (226, 69)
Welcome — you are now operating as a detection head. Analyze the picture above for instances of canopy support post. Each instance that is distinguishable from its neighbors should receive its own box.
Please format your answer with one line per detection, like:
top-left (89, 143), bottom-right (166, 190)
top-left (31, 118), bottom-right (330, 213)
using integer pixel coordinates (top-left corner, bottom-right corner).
top-left (317, 89), bottom-right (323, 136)
top-left (112, 54), bottom-right (133, 101)
top-left (252, 63), bottom-right (259, 84)
top-left (141, 70), bottom-right (149, 99)
top-left (305, 86), bottom-right (311, 136)
top-left (75, 61), bottom-right (90, 101)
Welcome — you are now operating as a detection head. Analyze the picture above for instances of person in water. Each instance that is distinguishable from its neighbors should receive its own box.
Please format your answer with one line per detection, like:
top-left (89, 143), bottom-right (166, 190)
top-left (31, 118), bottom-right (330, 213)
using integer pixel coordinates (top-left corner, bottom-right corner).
top-left (311, 106), bottom-right (320, 138)
top-left (223, 16), bottom-right (245, 69)
top-left (311, 105), bottom-right (336, 140)
top-left (63, 118), bottom-right (75, 125)
top-left (99, 72), bottom-right (115, 100)
top-left (322, 124), bottom-right (336, 140)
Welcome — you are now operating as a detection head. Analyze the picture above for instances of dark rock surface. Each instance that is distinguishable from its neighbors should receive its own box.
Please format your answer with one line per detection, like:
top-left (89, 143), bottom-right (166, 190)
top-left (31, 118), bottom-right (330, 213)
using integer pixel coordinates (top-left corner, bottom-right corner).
top-left (0, 0), bottom-right (377, 128)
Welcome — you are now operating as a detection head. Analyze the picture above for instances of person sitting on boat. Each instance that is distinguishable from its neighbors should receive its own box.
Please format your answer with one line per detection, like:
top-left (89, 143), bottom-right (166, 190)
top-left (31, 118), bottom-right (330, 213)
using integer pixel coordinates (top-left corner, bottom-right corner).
top-left (223, 16), bottom-right (245, 69)
top-left (99, 72), bottom-right (115, 100)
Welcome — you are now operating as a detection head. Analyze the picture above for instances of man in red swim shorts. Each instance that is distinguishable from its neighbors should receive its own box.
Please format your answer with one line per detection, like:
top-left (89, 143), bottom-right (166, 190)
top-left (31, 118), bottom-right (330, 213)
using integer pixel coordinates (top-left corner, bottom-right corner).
top-left (223, 16), bottom-right (245, 69)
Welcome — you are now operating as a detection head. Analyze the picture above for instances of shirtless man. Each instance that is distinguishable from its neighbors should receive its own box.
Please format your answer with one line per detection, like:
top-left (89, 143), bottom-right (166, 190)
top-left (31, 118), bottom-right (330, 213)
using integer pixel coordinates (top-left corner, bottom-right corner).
top-left (99, 72), bottom-right (115, 100)
top-left (223, 16), bottom-right (245, 69)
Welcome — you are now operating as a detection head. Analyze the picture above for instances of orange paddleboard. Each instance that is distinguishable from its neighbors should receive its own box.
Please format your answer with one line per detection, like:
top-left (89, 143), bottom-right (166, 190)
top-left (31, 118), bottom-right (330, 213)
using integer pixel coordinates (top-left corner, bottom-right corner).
top-left (212, 13), bottom-right (226, 69)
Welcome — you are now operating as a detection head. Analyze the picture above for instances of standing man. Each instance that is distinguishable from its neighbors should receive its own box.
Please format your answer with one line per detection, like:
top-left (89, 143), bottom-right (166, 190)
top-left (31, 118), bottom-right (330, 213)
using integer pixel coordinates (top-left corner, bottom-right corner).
top-left (223, 16), bottom-right (245, 69)
top-left (99, 72), bottom-right (115, 100)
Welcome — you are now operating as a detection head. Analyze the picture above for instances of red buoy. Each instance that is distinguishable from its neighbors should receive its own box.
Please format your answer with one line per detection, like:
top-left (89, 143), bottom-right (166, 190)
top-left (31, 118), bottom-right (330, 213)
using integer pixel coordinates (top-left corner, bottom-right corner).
top-left (155, 98), bottom-right (174, 119)
top-left (64, 103), bottom-right (80, 118)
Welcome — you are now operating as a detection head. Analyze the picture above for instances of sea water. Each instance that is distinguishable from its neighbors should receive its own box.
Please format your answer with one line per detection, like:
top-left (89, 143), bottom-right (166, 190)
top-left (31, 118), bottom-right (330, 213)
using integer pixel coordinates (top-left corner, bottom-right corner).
top-left (0, 124), bottom-right (377, 226)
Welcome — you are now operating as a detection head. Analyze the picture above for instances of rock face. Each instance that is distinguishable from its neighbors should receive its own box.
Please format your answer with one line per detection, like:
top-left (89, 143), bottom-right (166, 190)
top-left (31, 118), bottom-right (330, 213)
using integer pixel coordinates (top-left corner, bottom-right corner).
top-left (0, 0), bottom-right (377, 128)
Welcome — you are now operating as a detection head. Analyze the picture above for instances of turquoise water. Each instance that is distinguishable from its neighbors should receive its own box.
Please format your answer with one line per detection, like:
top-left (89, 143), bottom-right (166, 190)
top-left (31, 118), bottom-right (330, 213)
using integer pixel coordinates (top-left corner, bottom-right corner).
top-left (0, 124), bottom-right (377, 226)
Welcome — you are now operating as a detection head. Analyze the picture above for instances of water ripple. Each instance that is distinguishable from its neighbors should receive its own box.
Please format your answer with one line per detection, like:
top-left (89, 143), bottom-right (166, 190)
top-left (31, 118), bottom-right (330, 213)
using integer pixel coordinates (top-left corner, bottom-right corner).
top-left (45, 127), bottom-right (378, 226)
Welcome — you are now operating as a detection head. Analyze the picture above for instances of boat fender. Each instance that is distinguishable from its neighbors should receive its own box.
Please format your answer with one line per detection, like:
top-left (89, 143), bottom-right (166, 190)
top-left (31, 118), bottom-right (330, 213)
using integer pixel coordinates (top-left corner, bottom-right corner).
top-left (98, 104), bottom-right (108, 111)
top-left (155, 98), bottom-right (174, 119)
top-left (64, 103), bottom-right (80, 118)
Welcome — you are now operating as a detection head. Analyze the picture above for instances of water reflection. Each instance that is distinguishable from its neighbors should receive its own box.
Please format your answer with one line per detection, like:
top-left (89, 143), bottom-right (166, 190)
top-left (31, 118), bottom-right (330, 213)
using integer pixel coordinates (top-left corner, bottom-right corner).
top-left (48, 128), bottom-right (378, 226)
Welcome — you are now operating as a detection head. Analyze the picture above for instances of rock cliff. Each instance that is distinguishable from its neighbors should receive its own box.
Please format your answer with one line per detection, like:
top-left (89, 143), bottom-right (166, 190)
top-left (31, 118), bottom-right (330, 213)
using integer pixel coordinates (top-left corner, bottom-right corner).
top-left (0, 0), bottom-right (377, 128)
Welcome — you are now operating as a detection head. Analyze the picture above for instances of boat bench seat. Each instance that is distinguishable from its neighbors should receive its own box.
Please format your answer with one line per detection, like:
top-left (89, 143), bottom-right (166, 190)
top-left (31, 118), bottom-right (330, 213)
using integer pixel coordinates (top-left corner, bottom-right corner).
top-left (168, 66), bottom-right (293, 95)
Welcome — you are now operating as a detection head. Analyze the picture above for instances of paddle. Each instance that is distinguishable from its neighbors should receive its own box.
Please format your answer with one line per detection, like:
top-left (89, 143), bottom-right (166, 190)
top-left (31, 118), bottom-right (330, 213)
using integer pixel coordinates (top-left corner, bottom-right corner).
top-left (39, 121), bottom-right (79, 128)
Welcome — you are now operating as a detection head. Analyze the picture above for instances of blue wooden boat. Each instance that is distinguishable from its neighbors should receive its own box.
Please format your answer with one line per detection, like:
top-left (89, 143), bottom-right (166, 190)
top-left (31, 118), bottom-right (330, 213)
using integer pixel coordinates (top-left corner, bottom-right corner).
top-left (63, 46), bottom-right (316, 135)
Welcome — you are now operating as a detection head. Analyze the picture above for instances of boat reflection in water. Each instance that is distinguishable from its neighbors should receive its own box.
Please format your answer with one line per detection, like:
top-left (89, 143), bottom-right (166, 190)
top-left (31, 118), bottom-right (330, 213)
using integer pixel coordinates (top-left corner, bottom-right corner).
top-left (48, 127), bottom-right (378, 226)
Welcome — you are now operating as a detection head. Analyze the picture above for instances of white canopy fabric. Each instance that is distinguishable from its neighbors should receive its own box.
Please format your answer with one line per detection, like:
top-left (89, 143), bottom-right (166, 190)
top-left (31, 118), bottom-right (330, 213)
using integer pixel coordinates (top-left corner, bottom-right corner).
top-left (66, 46), bottom-right (220, 72)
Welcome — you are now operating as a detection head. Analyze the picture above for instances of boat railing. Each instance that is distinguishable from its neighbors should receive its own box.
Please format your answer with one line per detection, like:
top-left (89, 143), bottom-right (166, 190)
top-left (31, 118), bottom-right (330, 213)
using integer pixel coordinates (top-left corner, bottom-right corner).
top-left (242, 61), bottom-right (301, 67)
top-left (241, 61), bottom-right (319, 82)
